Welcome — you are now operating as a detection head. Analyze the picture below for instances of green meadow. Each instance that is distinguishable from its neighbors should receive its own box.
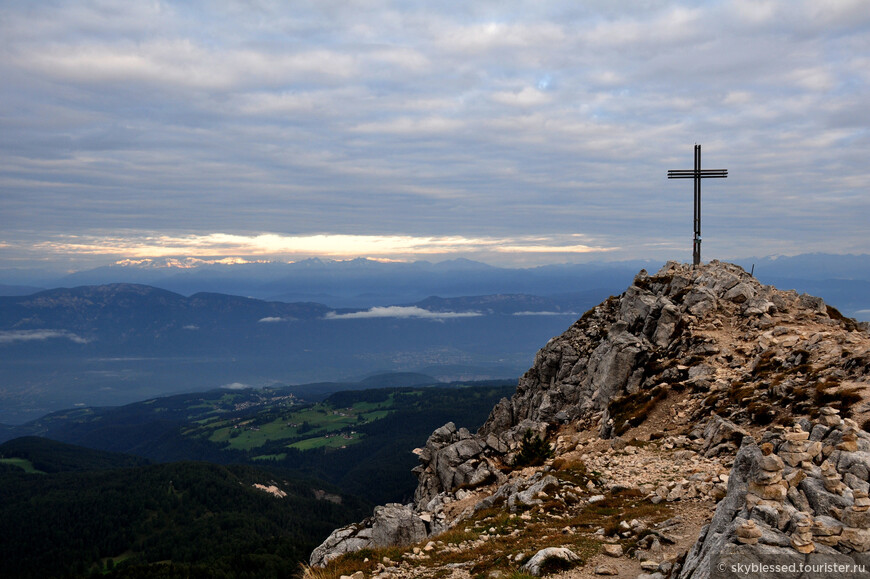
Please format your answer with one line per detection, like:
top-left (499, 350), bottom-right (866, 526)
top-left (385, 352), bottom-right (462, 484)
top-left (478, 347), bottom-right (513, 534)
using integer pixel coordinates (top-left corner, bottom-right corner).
top-left (201, 395), bottom-right (397, 452)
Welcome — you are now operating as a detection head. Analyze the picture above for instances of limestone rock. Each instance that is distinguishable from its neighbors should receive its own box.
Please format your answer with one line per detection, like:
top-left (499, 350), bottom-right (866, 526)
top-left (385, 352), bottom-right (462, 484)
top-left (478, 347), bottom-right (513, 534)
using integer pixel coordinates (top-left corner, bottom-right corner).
top-left (821, 460), bottom-right (847, 494)
top-left (800, 476), bottom-right (851, 517)
top-left (839, 527), bottom-right (870, 552)
top-left (473, 472), bottom-right (563, 515)
top-left (790, 512), bottom-right (815, 553)
top-left (309, 504), bottom-right (427, 567)
top-left (702, 415), bottom-right (749, 457)
top-left (736, 519), bottom-right (763, 545)
top-left (811, 515), bottom-right (844, 547)
top-left (309, 525), bottom-right (374, 568)
top-left (820, 407), bottom-right (842, 427)
top-left (679, 420), bottom-right (870, 579)
top-left (370, 504), bottom-right (428, 548)
top-left (838, 507), bottom-right (870, 529)
top-left (522, 547), bottom-right (581, 576)
top-left (853, 490), bottom-right (870, 511)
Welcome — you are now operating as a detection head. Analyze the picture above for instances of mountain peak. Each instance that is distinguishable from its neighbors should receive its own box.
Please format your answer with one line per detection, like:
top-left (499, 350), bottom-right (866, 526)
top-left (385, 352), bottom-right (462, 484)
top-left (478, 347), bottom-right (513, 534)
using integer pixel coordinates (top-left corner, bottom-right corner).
top-left (479, 259), bottom-right (868, 437)
top-left (309, 260), bottom-right (870, 575)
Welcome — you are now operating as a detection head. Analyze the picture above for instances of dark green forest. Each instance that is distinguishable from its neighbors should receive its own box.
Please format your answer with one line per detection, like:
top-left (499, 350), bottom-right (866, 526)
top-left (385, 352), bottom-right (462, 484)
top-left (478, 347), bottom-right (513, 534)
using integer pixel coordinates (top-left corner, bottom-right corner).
top-left (0, 459), bottom-right (369, 579)
top-left (0, 382), bottom-right (515, 578)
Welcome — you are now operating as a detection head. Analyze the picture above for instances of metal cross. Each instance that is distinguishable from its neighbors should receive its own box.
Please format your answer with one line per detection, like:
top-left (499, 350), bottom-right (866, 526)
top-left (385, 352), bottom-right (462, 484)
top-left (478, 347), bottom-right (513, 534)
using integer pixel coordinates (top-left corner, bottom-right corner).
top-left (667, 144), bottom-right (727, 266)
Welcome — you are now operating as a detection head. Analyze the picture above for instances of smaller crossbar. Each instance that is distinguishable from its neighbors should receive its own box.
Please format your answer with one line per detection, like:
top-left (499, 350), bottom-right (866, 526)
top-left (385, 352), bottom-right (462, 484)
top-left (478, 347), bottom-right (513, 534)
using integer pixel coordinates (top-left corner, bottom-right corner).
top-left (667, 170), bottom-right (727, 179)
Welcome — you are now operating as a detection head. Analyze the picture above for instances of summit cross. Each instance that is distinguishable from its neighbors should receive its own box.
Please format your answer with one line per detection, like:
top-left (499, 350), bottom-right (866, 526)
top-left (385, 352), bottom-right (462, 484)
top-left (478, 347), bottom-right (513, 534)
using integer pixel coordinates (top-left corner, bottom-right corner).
top-left (667, 144), bottom-right (728, 266)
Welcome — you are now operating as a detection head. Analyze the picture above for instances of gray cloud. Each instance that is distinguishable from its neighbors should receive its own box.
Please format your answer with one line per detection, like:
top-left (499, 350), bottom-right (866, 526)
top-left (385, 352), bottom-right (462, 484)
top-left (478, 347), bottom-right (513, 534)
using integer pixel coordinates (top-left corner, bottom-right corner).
top-left (0, 1), bottom-right (868, 270)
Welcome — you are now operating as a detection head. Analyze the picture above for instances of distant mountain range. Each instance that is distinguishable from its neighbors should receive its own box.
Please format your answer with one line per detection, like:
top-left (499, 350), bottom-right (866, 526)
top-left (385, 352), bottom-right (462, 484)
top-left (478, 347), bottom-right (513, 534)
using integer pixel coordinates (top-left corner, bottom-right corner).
top-left (1, 256), bottom-right (661, 306)
top-left (0, 253), bottom-right (867, 424)
top-left (0, 284), bottom-right (605, 424)
top-left (1, 253), bottom-right (867, 311)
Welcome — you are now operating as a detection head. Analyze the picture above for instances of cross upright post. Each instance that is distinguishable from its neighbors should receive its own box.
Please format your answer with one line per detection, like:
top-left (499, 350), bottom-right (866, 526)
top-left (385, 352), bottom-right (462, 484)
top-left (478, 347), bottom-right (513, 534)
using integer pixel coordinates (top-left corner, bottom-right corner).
top-left (667, 145), bottom-right (727, 266)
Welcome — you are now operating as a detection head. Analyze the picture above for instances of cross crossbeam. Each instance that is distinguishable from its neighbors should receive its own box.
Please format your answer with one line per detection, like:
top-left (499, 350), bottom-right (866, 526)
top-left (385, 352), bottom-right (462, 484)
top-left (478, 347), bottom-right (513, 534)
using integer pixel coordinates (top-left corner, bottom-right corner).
top-left (667, 170), bottom-right (728, 178)
top-left (667, 144), bottom-right (728, 266)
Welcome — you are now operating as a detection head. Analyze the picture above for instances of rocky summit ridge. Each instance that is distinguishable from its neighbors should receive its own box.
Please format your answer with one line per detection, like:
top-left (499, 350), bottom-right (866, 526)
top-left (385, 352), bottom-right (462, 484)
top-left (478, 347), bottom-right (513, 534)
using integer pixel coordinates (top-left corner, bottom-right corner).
top-left (307, 261), bottom-right (870, 579)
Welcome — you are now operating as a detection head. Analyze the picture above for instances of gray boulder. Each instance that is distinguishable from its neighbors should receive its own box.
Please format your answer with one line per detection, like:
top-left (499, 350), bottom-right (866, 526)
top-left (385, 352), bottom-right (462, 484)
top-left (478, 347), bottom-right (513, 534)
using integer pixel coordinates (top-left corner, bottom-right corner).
top-left (473, 472), bottom-right (562, 514)
top-left (308, 525), bottom-right (372, 568)
top-left (309, 503), bottom-right (427, 567)
top-left (701, 415), bottom-right (749, 457)
top-left (413, 420), bottom-right (508, 506)
top-left (522, 547), bottom-right (581, 576)
top-left (799, 477), bottom-right (851, 517)
top-left (370, 503), bottom-right (428, 547)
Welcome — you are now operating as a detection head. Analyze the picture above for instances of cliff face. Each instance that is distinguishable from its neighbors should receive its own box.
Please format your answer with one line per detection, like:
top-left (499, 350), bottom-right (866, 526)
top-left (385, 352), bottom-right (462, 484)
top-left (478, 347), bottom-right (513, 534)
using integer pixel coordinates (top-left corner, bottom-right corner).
top-left (308, 261), bottom-right (870, 577)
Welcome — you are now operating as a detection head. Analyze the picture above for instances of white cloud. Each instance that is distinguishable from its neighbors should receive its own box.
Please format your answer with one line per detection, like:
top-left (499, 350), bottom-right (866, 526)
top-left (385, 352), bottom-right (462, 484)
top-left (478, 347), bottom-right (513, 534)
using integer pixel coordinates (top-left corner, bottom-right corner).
top-left (352, 116), bottom-right (465, 135)
top-left (733, 0), bottom-right (780, 25)
top-left (24, 41), bottom-right (358, 91)
top-left (24, 233), bottom-right (617, 262)
top-left (0, 330), bottom-right (90, 344)
top-left (491, 87), bottom-right (551, 108)
top-left (325, 306), bottom-right (482, 320)
top-left (257, 317), bottom-right (286, 323)
top-left (222, 382), bottom-right (250, 390)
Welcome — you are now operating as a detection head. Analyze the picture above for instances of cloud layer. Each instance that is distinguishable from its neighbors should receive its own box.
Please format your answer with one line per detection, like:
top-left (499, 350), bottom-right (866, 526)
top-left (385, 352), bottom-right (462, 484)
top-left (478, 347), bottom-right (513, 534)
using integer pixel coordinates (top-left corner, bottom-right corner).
top-left (325, 306), bottom-right (482, 321)
top-left (0, 330), bottom-right (90, 344)
top-left (1, 1), bottom-right (868, 269)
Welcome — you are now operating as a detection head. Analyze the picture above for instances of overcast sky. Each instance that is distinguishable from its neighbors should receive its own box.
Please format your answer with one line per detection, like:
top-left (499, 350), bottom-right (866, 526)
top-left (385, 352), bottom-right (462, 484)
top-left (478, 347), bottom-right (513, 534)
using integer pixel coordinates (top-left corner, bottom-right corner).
top-left (1, 0), bottom-right (868, 271)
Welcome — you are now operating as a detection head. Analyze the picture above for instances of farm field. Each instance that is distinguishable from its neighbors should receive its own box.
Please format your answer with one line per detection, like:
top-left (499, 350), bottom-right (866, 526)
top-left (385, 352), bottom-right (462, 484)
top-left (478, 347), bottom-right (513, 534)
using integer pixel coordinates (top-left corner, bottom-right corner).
top-left (194, 395), bottom-right (398, 452)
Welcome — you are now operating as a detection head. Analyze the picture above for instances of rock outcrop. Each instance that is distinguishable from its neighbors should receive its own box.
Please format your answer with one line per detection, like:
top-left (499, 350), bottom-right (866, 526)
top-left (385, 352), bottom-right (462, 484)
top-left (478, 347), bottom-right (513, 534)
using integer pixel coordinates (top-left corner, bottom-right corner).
top-left (309, 503), bottom-right (429, 567)
top-left (480, 260), bottom-right (868, 439)
top-left (680, 412), bottom-right (870, 579)
top-left (310, 261), bottom-right (870, 572)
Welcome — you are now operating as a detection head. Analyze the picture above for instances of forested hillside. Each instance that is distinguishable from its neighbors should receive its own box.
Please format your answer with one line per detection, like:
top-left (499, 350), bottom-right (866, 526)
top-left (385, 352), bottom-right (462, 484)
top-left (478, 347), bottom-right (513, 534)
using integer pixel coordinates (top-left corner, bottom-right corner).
top-left (0, 459), bottom-right (369, 579)
top-left (5, 381), bottom-right (516, 504)
top-left (0, 382), bottom-right (516, 577)
top-left (0, 436), bottom-right (151, 472)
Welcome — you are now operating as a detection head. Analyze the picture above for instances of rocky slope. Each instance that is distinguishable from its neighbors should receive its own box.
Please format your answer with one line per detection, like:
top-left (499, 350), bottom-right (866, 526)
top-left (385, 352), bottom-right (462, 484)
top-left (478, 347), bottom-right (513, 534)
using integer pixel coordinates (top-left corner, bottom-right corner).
top-left (307, 261), bottom-right (870, 578)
